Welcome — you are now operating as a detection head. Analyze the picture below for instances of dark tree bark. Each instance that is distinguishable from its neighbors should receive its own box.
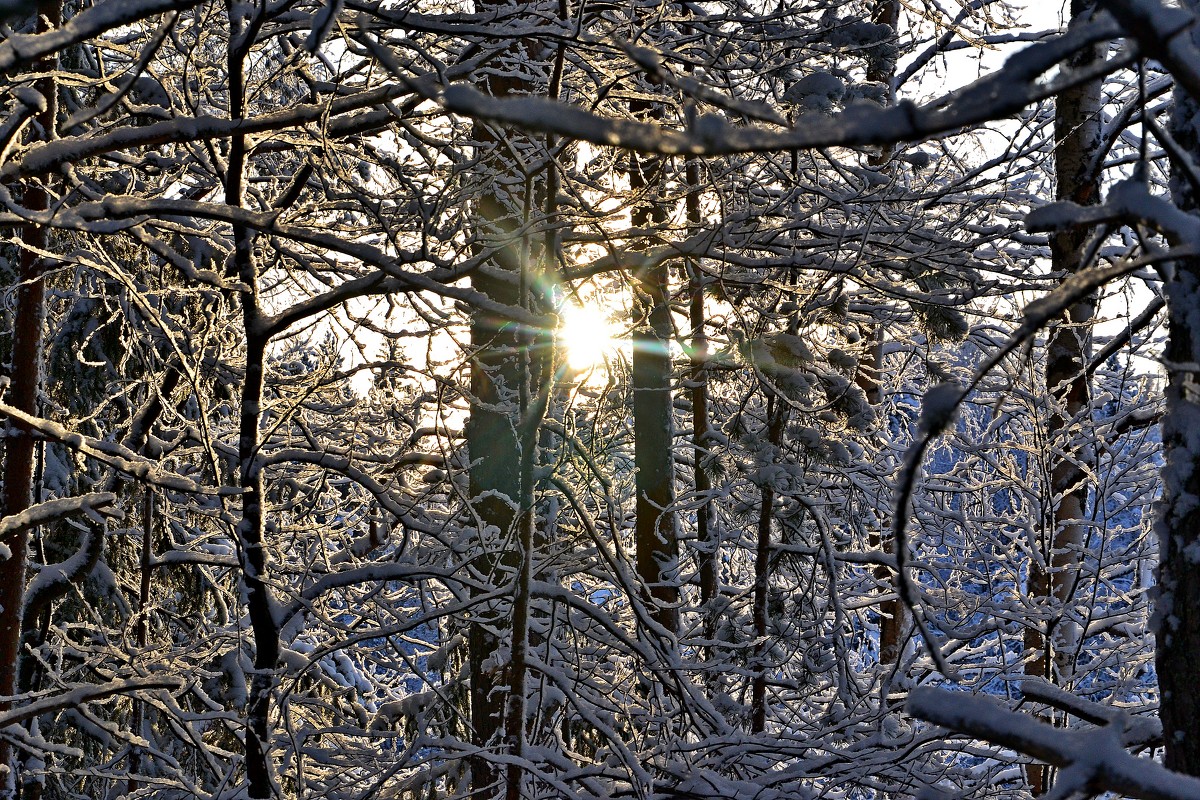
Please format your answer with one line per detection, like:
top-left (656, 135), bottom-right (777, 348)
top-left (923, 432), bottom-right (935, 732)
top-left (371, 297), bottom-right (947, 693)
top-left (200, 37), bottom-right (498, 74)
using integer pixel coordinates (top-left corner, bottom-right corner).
top-left (465, 14), bottom-right (545, 796)
top-left (630, 118), bottom-right (679, 635)
top-left (1024, 1), bottom-right (1101, 792)
top-left (1159, 0), bottom-right (1200, 776)
top-left (224, 6), bottom-right (279, 796)
top-left (857, 328), bottom-right (906, 668)
top-left (502, 17), bottom-right (567, 798)
top-left (465, 230), bottom-right (522, 798)
top-left (861, 0), bottom-right (908, 674)
top-left (127, 489), bottom-right (154, 797)
top-left (0, 2), bottom-right (58, 793)
top-left (751, 395), bottom-right (787, 733)
top-left (687, 160), bottom-right (717, 643)
top-left (502, 299), bottom-right (554, 800)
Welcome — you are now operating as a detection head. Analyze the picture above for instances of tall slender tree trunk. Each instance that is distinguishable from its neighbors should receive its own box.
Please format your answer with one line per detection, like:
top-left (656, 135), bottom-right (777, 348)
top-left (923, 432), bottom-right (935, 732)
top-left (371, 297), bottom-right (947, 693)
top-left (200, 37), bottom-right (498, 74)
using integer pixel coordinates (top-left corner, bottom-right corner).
top-left (0, 2), bottom-right (58, 793)
top-left (1157, 0), bottom-right (1200, 776)
top-left (751, 396), bottom-right (787, 733)
top-left (465, 15), bottom-right (542, 797)
top-left (857, 329), bottom-right (906, 668)
top-left (502, 341), bottom-right (546, 800)
top-left (502, 21), bottom-right (566, 797)
top-left (128, 489), bottom-right (154, 797)
top-left (861, 0), bottom-right (908, 675)
top-left (1023, 2), bottom-right (1101, 792)
top-left (674, 9), bottom-right (716, 646)
top-left (630, 102), bottom-right (679, 635)
top-left (687, 160), bottom-right (717, 642)
top-left (465, 200), bottom-right (521, 800)
top-left (225, 6), bottom-right (278, 796)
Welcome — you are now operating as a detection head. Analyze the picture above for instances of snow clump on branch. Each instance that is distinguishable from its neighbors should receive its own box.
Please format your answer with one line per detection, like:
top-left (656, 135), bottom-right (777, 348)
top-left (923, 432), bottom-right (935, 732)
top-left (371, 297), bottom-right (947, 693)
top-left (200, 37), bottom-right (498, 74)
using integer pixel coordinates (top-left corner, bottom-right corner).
top-left (917, 383), bottom-right (962, 437)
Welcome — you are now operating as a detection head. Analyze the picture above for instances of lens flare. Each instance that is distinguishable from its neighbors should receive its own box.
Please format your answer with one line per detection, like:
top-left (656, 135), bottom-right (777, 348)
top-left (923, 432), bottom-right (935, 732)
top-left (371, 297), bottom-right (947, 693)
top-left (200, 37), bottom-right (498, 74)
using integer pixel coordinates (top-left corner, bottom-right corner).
top-left (560, 303), bottom-right (617, 371)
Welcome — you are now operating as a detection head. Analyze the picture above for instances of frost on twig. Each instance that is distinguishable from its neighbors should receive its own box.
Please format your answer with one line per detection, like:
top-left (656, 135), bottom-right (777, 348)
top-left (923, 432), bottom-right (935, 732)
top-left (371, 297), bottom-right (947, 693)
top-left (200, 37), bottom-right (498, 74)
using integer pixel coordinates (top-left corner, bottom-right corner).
top-left (889, 383), bottom-right (966, 679)
top-left (0, 0), bottom-right (199, 73)
top-left (887, 199), bottom-right (1170, 680)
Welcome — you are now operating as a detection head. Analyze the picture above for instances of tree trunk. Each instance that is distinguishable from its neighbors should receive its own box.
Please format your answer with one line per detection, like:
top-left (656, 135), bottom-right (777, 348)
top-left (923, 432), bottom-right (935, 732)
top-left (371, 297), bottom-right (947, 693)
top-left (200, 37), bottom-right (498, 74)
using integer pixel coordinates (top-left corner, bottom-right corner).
top-left (857, 329), bottom-right (906, 668)
top-left (630, 128), bottom-right (679, 635)
top-left (465, 23), bottom-right (542, 798)
top-left (465, 219), bottom-right (522, 800)
top-left (128, 489), bottom-right (154, 796)
top-left (0, 2), bottom-right (58, 792)
top-left (861, 0), bottom-right (908, 675)
top-left (688, 164), bottom-right (717, 642)
top-left (1024, 1), bottom-right (1101, 791)
top-left (225, 7), bottom-right (279, 796)
top-left (751, 396), bottom-right (787, 732)
top-left (502, 23), bottom-right (568, 796)
top-left (1159, 0), bottom-right (1200, 776)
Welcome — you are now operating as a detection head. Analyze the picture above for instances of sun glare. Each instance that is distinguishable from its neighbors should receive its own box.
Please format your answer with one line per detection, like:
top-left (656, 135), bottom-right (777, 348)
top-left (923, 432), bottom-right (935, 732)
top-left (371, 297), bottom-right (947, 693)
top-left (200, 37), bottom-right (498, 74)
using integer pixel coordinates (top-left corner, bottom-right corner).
top-left (560, 303), bottom-right (617, 372)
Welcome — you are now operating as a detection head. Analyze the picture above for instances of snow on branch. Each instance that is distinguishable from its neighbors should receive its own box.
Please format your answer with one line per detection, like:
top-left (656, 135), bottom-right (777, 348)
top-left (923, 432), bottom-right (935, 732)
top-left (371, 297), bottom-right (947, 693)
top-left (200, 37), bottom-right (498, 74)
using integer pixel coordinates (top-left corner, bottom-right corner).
top-left (278, 562), bottom-right (494, 629)
top-left (1102, 0), bottom-right (1200, 103)
top-left (64, 196), bottom-right (549, 333)
top-left (0, 389), bottom-right (214, 495)
top-left (0, 88), bottom-right (45, 165)
top-left (1028, 178), bottom-right (1200, 247)
top-left (0, 493), bottom-right (117, 544)
top-left (0, 676), bottom-right (185, 729)
top-left (0, 0), bottom-right (200, 73)
top-left (908, 687), bottom-right (1200, 800)
top-left (4, 83), bottom-right (413, 179)
top-left (428, 16), bottom-right (1121, 155)
top-left (1020, 677), bottom-right (1162, 747)
top-left (255, 447), bottom-right (438, 535)
top-left (888, 235), bottom-right (1158, 678)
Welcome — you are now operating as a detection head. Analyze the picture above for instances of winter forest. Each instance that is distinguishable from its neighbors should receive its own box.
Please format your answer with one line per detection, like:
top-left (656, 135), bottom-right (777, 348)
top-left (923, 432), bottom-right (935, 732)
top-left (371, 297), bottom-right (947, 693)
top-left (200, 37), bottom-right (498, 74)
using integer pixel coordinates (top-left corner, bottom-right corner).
top-left (7, 0), bottom-right (1200, 797)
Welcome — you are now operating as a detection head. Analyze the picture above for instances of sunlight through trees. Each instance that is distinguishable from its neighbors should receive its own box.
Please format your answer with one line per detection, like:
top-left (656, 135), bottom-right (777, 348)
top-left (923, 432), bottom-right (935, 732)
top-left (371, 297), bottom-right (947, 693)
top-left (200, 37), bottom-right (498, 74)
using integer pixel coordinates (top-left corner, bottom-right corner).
top-left (0, 0), bottom-right (1193, 798)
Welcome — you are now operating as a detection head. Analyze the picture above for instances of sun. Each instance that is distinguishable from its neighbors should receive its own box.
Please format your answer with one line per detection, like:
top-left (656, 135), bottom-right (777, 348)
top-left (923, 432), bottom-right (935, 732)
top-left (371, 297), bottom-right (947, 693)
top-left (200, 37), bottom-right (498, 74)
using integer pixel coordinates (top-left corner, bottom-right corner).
top-left (559, 303), bottom-right (618, 372)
